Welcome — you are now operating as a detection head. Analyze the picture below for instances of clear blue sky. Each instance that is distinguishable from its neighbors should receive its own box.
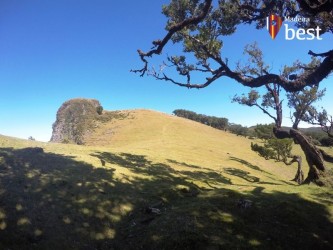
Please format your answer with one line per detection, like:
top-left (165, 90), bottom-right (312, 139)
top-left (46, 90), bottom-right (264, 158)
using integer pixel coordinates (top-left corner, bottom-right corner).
top-left (0, 0), bottom-right (332, 141)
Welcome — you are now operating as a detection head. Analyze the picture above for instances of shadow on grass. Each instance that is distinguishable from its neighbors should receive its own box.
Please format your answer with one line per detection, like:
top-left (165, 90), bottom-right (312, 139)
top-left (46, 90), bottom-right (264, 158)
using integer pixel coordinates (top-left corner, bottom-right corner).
top-left (229, 156), bottom-right (263, 172)
top-left (179, 170), bottom-right (232, 187)
top-left (229, 156), bottom-right (299, 186)
top-left (224, 168), bottom-right (260, 183)
top-left (223, 168), bottom-right (283, 186)
top-left (166, 159), bottom-right (203, 169)
top-left (0, 147), bottom-right (332, 249)
top-left (92, 152), bottom-right (232, 187)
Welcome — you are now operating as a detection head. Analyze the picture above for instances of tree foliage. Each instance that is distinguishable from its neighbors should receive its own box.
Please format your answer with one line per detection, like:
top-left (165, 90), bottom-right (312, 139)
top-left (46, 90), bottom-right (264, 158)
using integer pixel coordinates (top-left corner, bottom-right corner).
top-left (133, 0), bottom-right (333, 92)
top-left (228, 123), bottom-right (249, 137)
top-left (251, 142), bottom-right (275, 160)
top-left (320, 137), bottom-right (333, 147)
top-left (254, 124), bottom-right (275, 140)
top-left (251, 138), bottom-right (293, 163)
top-left (251, 123), bottom-right (293, 164)
top-left (286, 85), bottom-right (333, 137)
top-left (173, 109), bottom-right (228, 130)
top-left (96, 105), bottom-right (104, 115)
top-left (232, 42), bottom-right (284, 127)
top-left (266, 138), bottom-right (293, 163)
top-left (302, 108), bottom-right (333, 137)
top-left (287, 86), bottom-right (326, 129)
top-left (133, 0), bottom-right (333, 185)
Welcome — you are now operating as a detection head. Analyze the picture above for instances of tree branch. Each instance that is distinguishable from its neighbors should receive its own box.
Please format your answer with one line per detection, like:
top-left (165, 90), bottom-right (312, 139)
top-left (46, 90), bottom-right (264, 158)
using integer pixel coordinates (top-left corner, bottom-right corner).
top-left (252, 103), bottom-right (278, 124)
top-left (131, 0), bottom-right (213, 76)
top-left (133, 2), bottom-right (333, 92)
top-left (309, 49), bottom-right (333, 57)
top-left (296, 0), bottom-right (333, 15)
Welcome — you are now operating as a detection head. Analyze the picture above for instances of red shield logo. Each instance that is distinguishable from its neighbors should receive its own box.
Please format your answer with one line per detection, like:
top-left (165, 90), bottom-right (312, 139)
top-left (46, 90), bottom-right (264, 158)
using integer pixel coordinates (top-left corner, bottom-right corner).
top-left (266, 14), bottom-right (283, 39)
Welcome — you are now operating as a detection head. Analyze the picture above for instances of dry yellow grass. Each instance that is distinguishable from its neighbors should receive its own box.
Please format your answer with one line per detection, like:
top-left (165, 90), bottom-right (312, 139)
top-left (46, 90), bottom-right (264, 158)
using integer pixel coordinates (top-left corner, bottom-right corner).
top-left (1, 109), bottom-right (331, 193)
top-left (84, 109), bottom-right (303, 186)
top-left (0, 109), bottom-right (332, 249)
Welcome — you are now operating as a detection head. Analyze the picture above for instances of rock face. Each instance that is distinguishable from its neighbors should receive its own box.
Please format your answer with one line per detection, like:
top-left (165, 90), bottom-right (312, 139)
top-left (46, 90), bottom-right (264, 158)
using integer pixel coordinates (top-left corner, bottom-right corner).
top-left (50, 98), bottom-right (101, 144)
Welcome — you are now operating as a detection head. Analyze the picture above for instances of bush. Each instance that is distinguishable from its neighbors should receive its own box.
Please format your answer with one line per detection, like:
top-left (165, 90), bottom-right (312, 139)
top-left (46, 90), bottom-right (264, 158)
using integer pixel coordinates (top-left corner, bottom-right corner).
top-left (266, 138), bottom-right (293, 162)
top-left (311, 138), bottom-right (322, 146)
top-left (320, 137), bottom-right (333, 147)
top-left (251, 138), bottom-right (293, 163)
top-left (173, 109), bottom-right (228, 130)
top-left (304, 131), bottom-right (326, 142)
top-left (251, 142), bottom-right (276, 160)
top-left (96, 105), bottom-right (103, 115)
top-left (254, 124), bottom-right (275, 140)
top-left (62, 139), bottom-right (70, 144)
top-left (228, 124), bottom-right (249, 137)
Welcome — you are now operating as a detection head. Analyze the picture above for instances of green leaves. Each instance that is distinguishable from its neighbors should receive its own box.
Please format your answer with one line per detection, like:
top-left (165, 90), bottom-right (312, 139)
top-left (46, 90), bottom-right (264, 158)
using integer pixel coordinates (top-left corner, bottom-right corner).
top-left (254, 123), bottom-right (275, 140)
top-left (173, 109), bottom-right (229, 130)
top-left (266, 138), bottom-right (293, 163)
top-left (237, 42), bottom-right (270, 77)
top-left (287, 86), bottom-right (326, 128)
top-left (232, 89), bottom-right (260, 106)
top-left (96, 105), bottom-right (104, 115)
top-left (251, 138), bottom-right (293, 163)
top-left (252, 123), bottom-right (293, 163)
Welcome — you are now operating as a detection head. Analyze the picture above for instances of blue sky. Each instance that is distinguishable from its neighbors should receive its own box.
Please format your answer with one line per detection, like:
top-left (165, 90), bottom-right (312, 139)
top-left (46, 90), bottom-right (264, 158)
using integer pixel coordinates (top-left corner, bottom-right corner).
top-left (0, 0), bottom-right (332, 141)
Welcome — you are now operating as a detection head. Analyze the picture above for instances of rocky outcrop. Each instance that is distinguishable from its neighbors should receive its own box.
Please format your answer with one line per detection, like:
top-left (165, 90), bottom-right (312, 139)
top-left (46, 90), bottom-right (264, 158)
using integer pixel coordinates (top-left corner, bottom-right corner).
top-left (50, 98), bottom-right (101, 144)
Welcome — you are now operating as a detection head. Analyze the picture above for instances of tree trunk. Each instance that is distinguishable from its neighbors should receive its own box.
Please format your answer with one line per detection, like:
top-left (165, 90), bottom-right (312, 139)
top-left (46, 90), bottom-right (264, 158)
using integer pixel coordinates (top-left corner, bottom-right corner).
top-left (288, 156), bottom-right (304, 184)
top-left (319, 149), bottom-right (333, 163)
top-left (289, 129), bottom-right (326, 186)
top-left (273, 127), bottom-right (326, 185)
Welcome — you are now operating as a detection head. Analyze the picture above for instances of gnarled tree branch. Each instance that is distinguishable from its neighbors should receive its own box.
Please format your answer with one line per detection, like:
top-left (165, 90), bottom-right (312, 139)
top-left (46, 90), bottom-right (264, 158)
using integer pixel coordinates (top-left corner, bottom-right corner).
top-left (131, 0), bottom-right (213, 76)
top-left (132, 1), bottom-right (333, 92)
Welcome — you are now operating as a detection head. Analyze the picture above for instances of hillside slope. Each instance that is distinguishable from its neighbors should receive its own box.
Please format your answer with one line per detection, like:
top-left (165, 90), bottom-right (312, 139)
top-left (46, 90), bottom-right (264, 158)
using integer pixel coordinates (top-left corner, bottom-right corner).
top-left (1, 108), bottom-right (333, 249)
top-left (85, 109), bottom-right (310, 181)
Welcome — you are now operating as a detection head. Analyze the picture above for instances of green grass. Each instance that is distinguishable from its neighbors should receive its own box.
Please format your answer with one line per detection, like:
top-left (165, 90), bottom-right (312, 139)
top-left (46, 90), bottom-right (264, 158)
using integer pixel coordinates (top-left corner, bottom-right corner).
top-left (0, 110), bottom-right (332, 249)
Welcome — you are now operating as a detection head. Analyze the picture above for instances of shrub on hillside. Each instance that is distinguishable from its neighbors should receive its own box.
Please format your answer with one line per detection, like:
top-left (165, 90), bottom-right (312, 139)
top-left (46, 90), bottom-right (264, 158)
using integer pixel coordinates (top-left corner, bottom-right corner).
top-left (320, 137), bottom-right (333, 147)
top-left (251, 138), bottom-right (293, 163)
top-left (266, 138), bottom-right (293, 162)
top-left (311, 138), bottom-right (322, 146)
top-left (254, 124), bottom-right (275, 140)
top-left (62, 138), bottom-right (70, 144)
top-left (173, 109), bottom-right (228, 130)
top-left (304, 131), bottom-right (326, 142)
top-left (228, 124), bottom-right (249, 137)
top-left (251, 142), bottom-right (276, 160)
top-left (96, 105), bottom-right (103, 115)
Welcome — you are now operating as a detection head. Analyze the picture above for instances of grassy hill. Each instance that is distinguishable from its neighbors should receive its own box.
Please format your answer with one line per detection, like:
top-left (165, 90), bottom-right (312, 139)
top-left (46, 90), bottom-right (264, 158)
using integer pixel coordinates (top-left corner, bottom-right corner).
top-left (0, 109), bottom-right (333, 249)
